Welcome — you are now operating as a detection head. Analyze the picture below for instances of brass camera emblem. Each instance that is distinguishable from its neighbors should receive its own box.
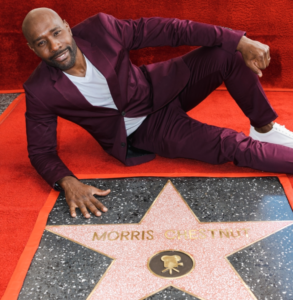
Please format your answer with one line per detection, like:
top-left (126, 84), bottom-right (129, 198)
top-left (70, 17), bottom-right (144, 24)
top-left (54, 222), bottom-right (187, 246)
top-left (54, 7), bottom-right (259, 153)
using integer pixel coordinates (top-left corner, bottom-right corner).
top-left (161, 255), bottom-right (183, 274)
top-left (148, 250), bottom-right (195, 279)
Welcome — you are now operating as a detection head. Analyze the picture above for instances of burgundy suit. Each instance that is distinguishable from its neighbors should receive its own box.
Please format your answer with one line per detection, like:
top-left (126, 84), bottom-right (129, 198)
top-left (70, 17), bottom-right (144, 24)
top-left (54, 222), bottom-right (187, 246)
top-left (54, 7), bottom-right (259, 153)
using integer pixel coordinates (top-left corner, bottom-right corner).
top-left (24, 12), bottom-right (245, 187)
top-left (25, 12), bottom-right (293, 189)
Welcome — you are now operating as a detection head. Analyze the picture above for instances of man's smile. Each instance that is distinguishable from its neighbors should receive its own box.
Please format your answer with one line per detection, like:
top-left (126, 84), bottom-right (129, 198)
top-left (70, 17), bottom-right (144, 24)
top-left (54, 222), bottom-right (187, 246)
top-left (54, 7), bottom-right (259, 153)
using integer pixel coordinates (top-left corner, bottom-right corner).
top-left (52, 48), bottom-right (69, 62)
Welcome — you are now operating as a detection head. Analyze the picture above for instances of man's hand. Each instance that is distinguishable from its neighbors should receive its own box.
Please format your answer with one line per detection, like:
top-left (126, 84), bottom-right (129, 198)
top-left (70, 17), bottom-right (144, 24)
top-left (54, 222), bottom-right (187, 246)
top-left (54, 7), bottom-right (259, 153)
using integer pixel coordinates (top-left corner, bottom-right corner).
top-left (57, 176), bottom-right (111, 218)
top-left (236, 35), bottom-right (271, 77)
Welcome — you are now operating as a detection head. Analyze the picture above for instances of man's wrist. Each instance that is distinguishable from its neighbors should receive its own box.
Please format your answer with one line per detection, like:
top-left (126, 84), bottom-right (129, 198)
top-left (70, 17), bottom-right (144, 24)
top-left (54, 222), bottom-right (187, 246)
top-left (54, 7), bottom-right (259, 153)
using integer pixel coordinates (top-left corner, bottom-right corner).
top-left (236, 35), bottom-right (248, 52)
top-left (57, 175), bottom-right (79, 189)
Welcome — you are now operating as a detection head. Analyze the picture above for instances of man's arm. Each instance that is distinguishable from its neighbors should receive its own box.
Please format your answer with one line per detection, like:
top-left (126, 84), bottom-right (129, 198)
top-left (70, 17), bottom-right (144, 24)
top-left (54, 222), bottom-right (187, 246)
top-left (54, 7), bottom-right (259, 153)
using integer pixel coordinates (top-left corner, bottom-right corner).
top-left (25, 89), bottom-right (73, 187)
top-left (25, 88), bottom-right (110, 218)
top-left (93, 13), bottom-right (270, 76)
top-left (95, 12), bottom-right (245, 54)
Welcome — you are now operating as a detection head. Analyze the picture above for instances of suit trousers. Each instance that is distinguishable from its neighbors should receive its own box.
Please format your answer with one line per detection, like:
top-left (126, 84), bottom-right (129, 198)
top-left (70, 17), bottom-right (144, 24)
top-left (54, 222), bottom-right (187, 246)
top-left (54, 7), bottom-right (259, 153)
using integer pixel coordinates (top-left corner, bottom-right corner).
top-left (130, 46), bottom-right (293, 173)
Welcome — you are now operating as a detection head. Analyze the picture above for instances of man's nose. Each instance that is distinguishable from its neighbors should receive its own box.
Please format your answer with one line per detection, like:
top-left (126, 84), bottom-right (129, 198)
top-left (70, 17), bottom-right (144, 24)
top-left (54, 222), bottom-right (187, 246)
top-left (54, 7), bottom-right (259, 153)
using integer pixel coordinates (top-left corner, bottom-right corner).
top-left (49, 39), bottom-right (61, 52)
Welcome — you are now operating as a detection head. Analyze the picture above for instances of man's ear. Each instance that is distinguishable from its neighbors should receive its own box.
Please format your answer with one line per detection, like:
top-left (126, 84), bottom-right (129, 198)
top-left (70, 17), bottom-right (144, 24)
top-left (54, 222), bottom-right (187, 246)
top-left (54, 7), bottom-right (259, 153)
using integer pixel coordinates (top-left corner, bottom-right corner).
top-left (27, 42), bottom-right (36, 53)
top-left (63, 19), bottom-right (72, 36)
top-left (27, 43), bottom-right (41, 58)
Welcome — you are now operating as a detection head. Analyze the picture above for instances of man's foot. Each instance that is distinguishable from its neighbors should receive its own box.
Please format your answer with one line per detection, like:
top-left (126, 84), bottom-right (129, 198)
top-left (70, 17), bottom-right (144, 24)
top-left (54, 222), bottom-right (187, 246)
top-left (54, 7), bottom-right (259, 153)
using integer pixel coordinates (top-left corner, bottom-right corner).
top-left (249, 122), bottom-right (293, 148)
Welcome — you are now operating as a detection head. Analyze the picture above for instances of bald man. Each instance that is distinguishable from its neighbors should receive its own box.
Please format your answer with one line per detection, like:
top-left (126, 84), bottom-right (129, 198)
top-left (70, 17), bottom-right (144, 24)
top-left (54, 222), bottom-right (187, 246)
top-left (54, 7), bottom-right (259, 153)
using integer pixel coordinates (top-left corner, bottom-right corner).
top-left (22, 8), bottom-right (293, 219)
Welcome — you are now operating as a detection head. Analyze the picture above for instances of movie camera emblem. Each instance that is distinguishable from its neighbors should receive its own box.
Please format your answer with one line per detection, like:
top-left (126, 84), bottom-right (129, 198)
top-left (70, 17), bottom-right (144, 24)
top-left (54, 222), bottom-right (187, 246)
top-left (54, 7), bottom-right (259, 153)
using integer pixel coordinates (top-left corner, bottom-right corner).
top-left (147, 250), bottom-right (195, 279)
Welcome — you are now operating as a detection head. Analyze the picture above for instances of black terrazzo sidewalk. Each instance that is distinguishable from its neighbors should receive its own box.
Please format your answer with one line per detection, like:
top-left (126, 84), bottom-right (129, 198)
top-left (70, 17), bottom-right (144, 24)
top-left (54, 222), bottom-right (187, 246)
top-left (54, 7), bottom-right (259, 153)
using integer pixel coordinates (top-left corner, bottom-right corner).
top-left (0, 93), bottom-right (20, 115)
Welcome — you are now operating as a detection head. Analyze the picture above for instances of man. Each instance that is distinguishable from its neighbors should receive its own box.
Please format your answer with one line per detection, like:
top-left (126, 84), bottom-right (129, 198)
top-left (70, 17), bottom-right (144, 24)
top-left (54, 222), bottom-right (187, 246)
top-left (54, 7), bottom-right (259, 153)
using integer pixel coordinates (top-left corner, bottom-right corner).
top-left (22, 8), bottom-right (293, 219)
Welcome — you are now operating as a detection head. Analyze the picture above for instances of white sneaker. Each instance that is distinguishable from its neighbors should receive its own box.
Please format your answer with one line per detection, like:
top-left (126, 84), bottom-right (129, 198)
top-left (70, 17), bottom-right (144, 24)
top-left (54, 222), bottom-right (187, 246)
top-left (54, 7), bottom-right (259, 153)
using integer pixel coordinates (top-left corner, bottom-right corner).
top-left (249, 122), bottom-right (293, 148)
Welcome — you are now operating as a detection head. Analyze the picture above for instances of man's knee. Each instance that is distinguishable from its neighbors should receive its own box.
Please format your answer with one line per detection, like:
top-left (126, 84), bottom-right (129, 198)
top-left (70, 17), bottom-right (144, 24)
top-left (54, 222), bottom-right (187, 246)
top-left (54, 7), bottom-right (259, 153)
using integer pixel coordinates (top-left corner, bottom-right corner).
top-left (182, 46), bottom-right (232, 65)
top-left (182, 46), bottom-right (239, 83)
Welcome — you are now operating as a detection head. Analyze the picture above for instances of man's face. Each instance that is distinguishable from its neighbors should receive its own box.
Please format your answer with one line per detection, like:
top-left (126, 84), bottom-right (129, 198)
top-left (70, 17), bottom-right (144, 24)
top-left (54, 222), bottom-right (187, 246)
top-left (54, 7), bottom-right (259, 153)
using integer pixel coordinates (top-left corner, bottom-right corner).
top-left (27, 14), bottom-right (77, 70)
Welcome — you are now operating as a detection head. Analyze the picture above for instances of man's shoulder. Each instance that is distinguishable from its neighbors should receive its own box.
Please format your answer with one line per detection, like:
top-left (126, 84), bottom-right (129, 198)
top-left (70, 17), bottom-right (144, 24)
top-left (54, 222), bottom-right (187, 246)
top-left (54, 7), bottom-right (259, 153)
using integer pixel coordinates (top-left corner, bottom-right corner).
top-left (71, 12), bottom-right (114, 36)
top-left (24, 60), bottom-right (56, 103)
top-left (24, 60), bottom-right (51, 90)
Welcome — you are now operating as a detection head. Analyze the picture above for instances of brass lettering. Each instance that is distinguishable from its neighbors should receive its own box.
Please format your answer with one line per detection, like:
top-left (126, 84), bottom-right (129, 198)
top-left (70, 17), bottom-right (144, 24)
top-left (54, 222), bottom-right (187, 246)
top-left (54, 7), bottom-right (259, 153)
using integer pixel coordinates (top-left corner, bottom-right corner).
top-left (92, 232), bottom-right (107, 241)
top-left (177, 230), bottom-right (188, 240)
top-left (230, 229), bottom-right (241, 238)
top-left (147, 230), bottom-right (154, 240)
top-left (131, 231), bottom-right (140, 240)
top-left (242, 228), bottom-right (250, 237)
top-left (208, 229), bottom-right (217, 238)
top-left (120, 231), bottom-right (130, 240)
top-left (199, 229), bottom-right (207, 239)
top-left (164, 230), bottom-right (176, 239)
top-left (108, 231), bottom-right (119, 241)
top-left (219, 229), bottom-right (230, 238)
top-left (93, 228), bottom-right (252, 242)
top-left (189, 230), bottom-right (198, 240)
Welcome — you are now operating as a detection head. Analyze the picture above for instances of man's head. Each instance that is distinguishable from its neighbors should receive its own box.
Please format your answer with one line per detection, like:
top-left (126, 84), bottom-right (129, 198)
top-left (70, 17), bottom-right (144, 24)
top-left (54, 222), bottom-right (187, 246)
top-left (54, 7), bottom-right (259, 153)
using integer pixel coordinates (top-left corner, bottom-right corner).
top-left (22, 8), bottom-right (77, 70)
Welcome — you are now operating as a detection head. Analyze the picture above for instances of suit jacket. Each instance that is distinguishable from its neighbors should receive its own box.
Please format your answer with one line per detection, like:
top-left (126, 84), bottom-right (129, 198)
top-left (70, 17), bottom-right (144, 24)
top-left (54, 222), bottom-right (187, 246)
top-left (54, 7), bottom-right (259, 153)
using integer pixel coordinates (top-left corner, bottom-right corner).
top-left (24, 12), bottom-right (245, 188)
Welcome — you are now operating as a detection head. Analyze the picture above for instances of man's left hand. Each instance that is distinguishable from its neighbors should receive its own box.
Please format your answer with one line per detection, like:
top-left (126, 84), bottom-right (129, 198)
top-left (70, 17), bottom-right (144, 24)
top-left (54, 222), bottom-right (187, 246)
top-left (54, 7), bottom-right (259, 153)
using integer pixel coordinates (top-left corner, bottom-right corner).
top-left (236, 35), bottom-right (271, 77)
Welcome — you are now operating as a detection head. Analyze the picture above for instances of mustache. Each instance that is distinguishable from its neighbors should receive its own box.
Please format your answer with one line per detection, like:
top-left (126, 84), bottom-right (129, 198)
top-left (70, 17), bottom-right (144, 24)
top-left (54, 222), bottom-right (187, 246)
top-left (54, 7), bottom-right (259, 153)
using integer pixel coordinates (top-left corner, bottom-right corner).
top-left (49, 47), bottom-right (71, 61)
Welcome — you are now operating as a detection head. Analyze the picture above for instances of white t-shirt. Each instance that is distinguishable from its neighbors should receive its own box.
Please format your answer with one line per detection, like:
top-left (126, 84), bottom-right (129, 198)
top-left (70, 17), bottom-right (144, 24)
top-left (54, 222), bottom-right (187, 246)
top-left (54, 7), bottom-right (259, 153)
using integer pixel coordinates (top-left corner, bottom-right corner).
top-left (63, 55), bottom-right (147, 136)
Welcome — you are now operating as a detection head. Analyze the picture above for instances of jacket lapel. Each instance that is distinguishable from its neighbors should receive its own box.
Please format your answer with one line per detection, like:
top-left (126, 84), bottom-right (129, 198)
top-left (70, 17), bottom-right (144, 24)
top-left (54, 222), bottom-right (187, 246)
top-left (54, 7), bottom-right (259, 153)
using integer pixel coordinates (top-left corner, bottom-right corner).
top-left (49, 36), bottom-right (123, 111)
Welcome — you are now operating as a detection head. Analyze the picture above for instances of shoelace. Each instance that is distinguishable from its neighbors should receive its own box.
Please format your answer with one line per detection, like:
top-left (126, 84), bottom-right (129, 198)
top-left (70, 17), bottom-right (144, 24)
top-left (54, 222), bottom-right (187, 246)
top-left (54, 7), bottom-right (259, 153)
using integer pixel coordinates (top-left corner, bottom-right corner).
top-left (273, 123), bottom-right (293, 137)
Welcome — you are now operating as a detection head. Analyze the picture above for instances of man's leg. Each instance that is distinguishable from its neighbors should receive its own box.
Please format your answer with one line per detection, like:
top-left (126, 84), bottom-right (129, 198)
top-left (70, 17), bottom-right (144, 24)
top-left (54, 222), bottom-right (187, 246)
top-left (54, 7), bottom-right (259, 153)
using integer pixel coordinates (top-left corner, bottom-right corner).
top-left (178, 46), bottom-right (277, 129)
top-left (179, 46), bottom-right (293, 147)
top-left (131, 46), bottom-right (293, 173)
top-left (130, 98), bottom-right (293, 174)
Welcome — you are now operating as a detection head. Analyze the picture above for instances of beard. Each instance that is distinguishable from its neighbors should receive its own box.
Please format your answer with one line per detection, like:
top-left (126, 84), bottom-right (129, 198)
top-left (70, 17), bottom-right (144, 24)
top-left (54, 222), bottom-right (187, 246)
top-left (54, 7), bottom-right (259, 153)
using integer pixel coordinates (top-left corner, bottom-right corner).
top-left (45, 38), bottom-right (78, 71)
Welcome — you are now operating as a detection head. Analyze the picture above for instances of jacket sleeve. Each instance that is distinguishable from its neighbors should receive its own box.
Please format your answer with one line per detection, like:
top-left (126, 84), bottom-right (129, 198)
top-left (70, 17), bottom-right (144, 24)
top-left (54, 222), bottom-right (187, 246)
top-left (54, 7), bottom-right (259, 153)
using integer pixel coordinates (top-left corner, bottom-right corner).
top-left (96, 12), bottom-right (245, 54)
top-left (25, 87), bottom-right (75, 189)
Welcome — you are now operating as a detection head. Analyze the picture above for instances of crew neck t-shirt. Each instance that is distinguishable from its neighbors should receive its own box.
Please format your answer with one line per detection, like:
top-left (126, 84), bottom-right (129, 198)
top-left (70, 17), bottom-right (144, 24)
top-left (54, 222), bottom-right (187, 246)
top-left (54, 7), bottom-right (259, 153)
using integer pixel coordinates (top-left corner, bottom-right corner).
top-left (63, 55), bottom-right (147, 136)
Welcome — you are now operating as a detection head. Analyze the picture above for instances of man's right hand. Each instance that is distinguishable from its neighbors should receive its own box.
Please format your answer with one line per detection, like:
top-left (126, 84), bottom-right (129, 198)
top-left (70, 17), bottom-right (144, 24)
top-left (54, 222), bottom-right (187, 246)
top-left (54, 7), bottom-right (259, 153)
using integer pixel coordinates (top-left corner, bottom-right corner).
top-left (57, 176), bottom-right (111, 218)
top-left (236, 35), bottom-right (271, 78)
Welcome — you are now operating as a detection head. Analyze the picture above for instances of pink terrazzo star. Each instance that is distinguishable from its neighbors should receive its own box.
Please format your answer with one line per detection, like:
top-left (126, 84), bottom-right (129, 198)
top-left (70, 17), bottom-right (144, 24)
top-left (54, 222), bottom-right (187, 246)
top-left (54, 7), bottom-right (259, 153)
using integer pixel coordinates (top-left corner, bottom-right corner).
top-left (47, 181), bottom-right (293, 300)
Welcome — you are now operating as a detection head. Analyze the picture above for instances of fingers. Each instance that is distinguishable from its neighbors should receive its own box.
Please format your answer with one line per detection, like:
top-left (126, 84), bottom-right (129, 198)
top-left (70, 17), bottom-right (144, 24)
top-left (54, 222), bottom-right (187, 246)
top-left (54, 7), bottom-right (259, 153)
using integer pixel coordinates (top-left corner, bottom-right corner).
top-left (65, 183), bottom-right (110, 219)
top-left (86, 197), bottom-right (102, 217)
top-left (68, 194), bottom-right (108, 219)
top-left (69, 201), bottom-right (90, 218)
top-left (265, 46), bottom-right (271, 67)
top-left (241, 39), bottom-right (270, 77)
top-left (247, 61), bottom-right (263, 77)
top-left (69, 205), bottom-right (77, 218)
top-left (255, 56), bottom-right (266, 70)
top-left (93, 187), bottom-right (111, 196)
top-left (257, 45), bottom-right (270, 69)
top-left (78, 196), bottom-right (107, 218)
top-left (79, 204), bottom-right (91, 218)
top-left (254, 46), bottom-right (270, 76)
top-left (91, 195), bottom-right (108, 213)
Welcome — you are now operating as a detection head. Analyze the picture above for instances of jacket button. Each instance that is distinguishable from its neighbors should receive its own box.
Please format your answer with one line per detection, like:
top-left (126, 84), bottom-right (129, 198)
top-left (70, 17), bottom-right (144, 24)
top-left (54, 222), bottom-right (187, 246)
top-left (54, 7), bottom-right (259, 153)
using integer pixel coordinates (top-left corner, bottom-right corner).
top-left (121, 142), bottom-right (126, 147)
top-left (122, 111), bottom-right (126, 116)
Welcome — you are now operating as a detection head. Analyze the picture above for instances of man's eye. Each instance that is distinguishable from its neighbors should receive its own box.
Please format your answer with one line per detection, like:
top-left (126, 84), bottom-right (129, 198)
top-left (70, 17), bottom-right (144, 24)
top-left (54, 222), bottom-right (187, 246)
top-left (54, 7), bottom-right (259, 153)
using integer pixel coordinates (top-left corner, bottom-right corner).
top-left (38, 41), bottom-right (45, 47)
top-left (54, 30), bottom-right (61, 36)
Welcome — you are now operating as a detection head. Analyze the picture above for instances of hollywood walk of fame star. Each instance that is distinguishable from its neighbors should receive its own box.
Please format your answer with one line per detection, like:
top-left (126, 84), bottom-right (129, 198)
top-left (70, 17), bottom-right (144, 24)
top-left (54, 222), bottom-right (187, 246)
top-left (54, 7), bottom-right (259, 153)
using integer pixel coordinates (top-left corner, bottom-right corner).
top-left (47, 181), bottom-right (293, 300)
